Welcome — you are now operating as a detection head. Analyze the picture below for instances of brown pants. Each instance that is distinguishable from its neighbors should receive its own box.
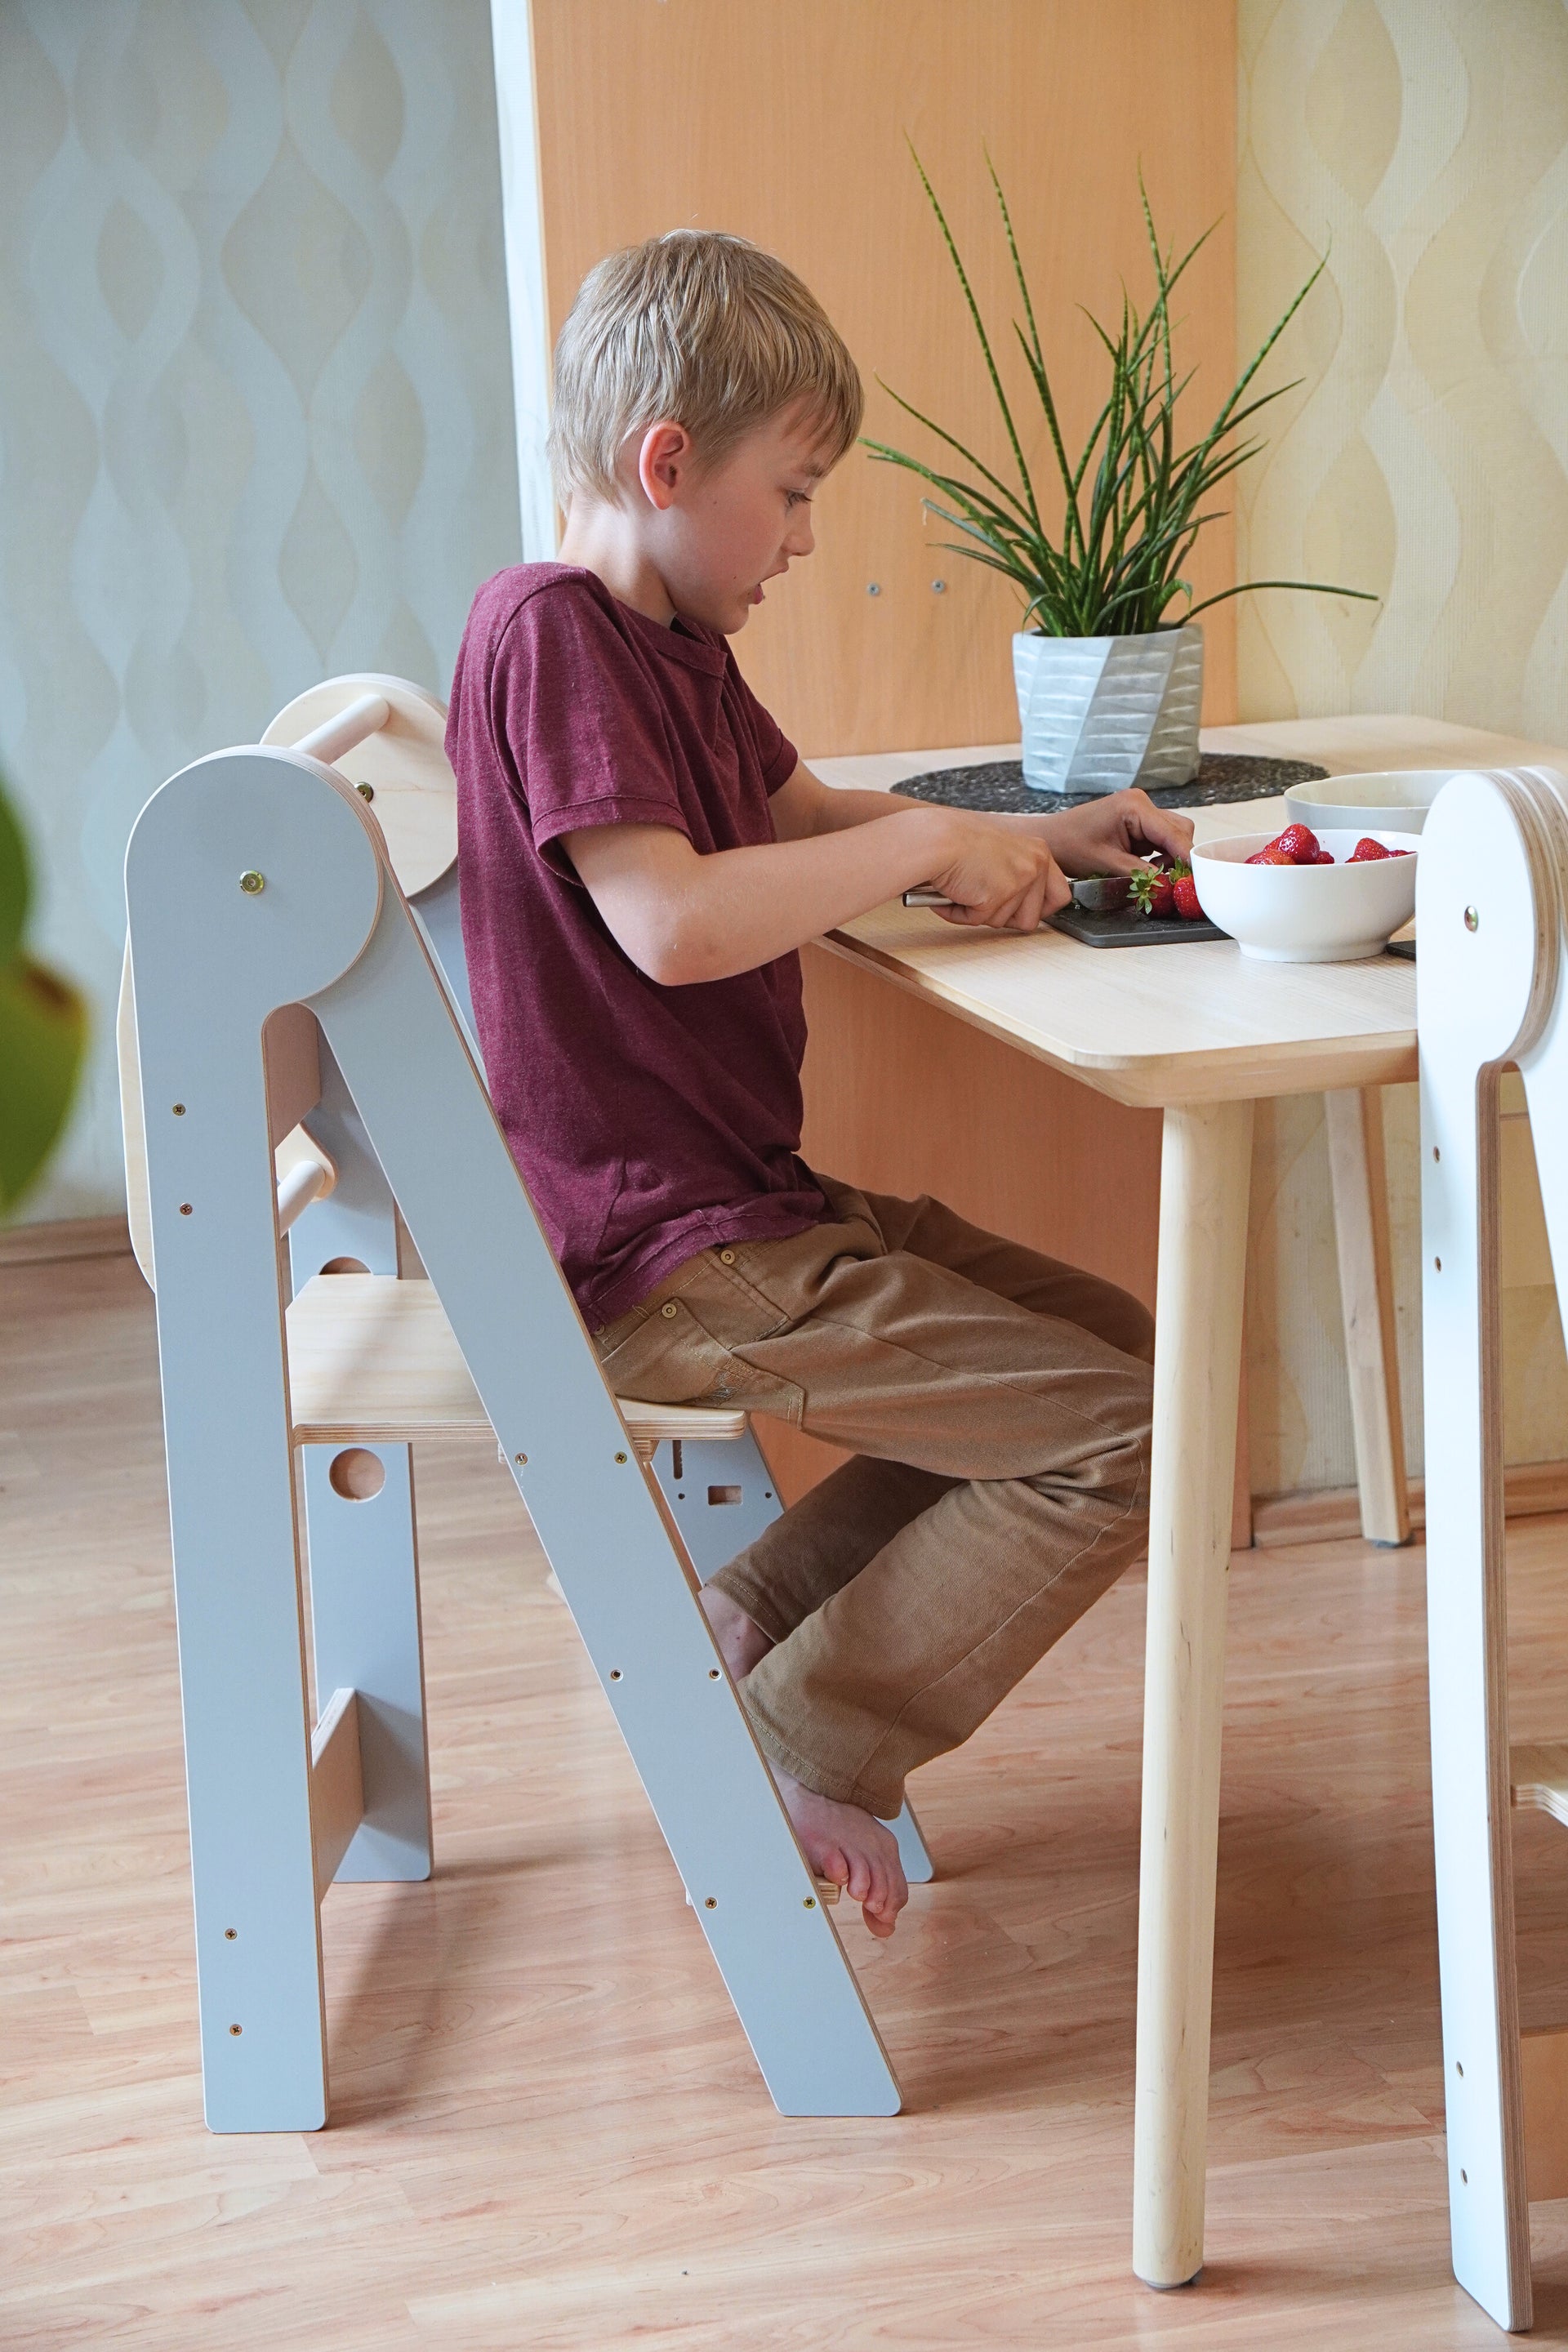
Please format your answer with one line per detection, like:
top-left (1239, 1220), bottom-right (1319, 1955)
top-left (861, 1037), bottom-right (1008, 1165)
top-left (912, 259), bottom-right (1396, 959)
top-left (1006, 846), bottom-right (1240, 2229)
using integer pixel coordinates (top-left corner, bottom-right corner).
top-left (593, 1176), bottom-right (1154, 1820)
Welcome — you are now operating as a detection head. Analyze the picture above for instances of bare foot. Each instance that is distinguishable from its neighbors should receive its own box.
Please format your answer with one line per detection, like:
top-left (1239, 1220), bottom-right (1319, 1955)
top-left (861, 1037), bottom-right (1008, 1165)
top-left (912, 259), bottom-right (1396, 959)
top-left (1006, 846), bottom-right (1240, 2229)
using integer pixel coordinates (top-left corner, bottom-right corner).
top-left (701, 1584), bottom-right (774, 1679)
top-left (774, 1769), bottom-right (909, 1940)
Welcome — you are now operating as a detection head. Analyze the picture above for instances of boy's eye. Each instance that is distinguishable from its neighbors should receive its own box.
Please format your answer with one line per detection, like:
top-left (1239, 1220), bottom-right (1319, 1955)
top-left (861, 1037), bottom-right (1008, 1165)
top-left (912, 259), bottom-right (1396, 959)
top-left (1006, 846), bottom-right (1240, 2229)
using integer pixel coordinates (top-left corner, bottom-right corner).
top-left (785, 489), bottom-right (813, 509)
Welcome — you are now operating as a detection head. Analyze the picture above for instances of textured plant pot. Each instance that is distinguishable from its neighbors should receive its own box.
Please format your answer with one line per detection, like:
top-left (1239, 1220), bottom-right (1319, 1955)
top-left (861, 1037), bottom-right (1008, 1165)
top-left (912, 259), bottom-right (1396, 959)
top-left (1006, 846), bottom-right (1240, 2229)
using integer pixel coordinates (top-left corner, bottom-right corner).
top-left (1013, 622), bottom-right (1204, 795)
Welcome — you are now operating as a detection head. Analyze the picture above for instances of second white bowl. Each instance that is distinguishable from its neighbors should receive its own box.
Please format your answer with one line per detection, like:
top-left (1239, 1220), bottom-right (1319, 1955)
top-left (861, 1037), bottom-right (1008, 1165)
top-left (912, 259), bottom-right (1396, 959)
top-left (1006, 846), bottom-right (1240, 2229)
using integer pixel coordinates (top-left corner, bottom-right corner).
top-left (1191, 829), bottom-right (1420, 962)
top-left (1283, 768), bottom-right (1458, 838)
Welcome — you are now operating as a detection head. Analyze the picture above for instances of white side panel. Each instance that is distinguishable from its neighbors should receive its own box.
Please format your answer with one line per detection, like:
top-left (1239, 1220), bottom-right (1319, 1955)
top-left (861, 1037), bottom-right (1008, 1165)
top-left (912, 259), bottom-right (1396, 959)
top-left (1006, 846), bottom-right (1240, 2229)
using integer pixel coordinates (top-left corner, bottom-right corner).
top-left (1419, 771), bottom-right (1543, 2332)
top-left (125, 749), bottom-right (385, 2132)
top-left (310, 884), bottom-right (901, 2115)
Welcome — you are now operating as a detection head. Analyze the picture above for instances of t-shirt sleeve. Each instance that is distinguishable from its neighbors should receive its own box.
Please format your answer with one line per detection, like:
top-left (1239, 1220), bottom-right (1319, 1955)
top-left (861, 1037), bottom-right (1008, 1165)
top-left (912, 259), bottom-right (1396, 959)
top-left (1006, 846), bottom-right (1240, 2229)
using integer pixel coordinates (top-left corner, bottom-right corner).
top-left (728, 659), bottom-right (799, 795)
top-left (491, 582), bottom-right (693, 880)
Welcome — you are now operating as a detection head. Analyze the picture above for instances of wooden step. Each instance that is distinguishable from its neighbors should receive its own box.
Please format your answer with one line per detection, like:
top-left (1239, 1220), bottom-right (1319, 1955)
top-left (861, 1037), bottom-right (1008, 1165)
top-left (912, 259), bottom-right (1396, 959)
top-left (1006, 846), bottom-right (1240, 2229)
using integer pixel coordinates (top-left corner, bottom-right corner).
top-left (285, 1273), bottom-right (748, 1450)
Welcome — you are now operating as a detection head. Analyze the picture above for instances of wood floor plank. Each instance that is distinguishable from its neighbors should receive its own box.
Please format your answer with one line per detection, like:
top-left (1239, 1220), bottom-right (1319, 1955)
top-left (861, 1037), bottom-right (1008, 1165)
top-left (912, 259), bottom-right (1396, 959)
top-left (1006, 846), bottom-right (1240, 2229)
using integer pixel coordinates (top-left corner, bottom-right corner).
top-left (7, 1255), bottom-right (1568, 2344)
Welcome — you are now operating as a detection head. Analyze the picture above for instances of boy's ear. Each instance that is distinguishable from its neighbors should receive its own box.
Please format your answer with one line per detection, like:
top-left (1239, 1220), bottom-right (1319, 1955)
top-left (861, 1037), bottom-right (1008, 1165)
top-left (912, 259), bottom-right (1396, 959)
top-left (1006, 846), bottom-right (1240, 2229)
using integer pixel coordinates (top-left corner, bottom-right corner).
top-left (635, 421), bottom-right (695, 511)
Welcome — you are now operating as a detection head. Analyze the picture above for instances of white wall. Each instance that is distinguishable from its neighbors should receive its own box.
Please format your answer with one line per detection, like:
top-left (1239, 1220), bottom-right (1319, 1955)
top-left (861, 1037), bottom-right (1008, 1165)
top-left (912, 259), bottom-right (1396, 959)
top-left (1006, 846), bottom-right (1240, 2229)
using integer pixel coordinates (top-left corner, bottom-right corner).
top-left (0, 0), bottom-right (522, 1223)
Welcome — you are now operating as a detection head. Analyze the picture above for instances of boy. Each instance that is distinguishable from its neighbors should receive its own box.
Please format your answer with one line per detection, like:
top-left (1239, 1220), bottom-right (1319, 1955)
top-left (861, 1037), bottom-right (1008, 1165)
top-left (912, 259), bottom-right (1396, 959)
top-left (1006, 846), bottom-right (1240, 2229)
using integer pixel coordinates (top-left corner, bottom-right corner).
top-left (448, 231), bottom-right (1193, 1940)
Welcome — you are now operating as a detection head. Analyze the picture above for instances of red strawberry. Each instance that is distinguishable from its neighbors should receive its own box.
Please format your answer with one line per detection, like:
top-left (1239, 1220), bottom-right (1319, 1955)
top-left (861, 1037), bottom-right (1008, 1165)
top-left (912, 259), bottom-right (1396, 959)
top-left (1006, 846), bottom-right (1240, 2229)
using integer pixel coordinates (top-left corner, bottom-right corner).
top-left (1276, 822), bottom-right (1321, 863)
top-left (1129, 863), bottom-right (1176, 919)
top-left (1173, 871), bottom-right (1204, 921)
top-left (1313, 849), bottom-right (1335, 863)
top-left (1348, 836), bottom-right (1393, 862)
top-left (1246, 846), bottom-right (1295, 865)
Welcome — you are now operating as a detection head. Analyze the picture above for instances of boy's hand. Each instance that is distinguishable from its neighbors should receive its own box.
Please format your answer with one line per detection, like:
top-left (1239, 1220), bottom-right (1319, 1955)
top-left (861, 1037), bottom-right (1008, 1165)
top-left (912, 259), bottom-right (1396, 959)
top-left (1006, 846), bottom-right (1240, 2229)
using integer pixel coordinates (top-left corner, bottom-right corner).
top-left (1031, 789), bottom-right (1196, 877)
top-left (927, 813), bottom-right (1071, 932)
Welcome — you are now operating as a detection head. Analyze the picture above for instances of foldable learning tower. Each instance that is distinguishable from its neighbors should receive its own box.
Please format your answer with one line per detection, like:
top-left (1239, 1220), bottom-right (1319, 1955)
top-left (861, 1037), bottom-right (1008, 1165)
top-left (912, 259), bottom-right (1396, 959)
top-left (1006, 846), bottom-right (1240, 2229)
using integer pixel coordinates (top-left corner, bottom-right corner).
top-left (120, 676), bottom-right (931, 2135)
top-left (1422, 764), bottom-right (1568, 2332)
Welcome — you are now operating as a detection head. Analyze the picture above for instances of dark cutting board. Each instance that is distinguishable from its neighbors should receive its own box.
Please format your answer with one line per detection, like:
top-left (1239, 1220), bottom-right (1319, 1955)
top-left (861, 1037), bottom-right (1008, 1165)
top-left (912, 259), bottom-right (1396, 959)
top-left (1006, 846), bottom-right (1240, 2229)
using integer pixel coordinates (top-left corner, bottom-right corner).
top-left (1048, 902), bottom-right (1227, 948)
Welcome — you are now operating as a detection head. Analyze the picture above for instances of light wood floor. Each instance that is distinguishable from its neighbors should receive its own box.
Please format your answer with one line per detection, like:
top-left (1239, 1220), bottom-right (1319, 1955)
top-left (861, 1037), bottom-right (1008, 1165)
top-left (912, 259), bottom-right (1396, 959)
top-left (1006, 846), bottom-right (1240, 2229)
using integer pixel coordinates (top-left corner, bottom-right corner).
top-left (10, 1257), bottom-right (1568, 2347)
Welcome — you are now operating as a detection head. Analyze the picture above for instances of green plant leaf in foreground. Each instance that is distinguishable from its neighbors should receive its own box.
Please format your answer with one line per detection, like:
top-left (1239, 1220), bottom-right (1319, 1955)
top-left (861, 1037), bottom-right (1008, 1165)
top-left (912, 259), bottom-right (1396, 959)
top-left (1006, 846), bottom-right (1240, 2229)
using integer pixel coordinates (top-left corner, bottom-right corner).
top-left (869, 152), bottom-right (1375, 638)
top-left (0, 777), bottom-right (87, 1215)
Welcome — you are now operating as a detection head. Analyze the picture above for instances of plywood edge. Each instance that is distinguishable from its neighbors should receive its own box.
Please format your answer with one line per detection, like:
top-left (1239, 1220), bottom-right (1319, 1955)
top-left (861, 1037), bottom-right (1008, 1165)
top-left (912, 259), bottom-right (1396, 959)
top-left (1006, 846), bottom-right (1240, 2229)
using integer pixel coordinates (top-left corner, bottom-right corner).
top-left (311, 1687), bottom-right (364, 1900)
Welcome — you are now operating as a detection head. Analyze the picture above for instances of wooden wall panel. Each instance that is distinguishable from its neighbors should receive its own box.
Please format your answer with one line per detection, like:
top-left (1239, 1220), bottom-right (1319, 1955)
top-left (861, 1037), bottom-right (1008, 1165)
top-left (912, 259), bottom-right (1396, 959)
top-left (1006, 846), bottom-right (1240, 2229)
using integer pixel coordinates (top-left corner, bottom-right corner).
top-left (757, 945), bottom-right (1164, 1500)
top-left (530, 0), bottom-right (1238, 755)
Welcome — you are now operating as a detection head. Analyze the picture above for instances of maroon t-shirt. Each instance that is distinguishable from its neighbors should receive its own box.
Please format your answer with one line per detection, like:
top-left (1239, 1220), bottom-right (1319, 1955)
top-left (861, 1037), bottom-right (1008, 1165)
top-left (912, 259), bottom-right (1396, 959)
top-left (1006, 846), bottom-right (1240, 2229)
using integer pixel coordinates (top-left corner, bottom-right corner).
top-left (447, 562), bottom-right (829, 1326)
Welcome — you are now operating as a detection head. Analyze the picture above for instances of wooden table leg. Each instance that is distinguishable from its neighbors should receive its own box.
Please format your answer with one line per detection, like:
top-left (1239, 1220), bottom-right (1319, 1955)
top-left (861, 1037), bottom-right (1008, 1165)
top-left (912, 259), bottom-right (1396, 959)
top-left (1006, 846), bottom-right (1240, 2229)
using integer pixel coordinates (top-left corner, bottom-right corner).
top-left (1133, 1098), bottom-right (1254, 2289)
top-left (1325, 1086), bottom-right (1411, 1546)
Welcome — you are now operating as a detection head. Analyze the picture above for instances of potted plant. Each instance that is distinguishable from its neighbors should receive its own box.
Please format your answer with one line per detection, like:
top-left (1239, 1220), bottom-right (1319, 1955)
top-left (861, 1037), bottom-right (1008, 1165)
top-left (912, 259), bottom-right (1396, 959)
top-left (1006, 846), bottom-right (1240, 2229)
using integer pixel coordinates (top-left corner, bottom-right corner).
top-left (866, 156), bottom-right (1371, 795)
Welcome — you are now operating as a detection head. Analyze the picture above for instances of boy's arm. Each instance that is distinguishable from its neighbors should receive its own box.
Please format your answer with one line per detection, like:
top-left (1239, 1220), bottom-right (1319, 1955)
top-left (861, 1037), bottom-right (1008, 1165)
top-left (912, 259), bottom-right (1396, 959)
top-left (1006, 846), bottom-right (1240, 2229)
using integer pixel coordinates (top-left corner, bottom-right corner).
top-left (562, 794), bottom-right (1061, 986)
top-left (562, 763), bottom-right (1197, 989)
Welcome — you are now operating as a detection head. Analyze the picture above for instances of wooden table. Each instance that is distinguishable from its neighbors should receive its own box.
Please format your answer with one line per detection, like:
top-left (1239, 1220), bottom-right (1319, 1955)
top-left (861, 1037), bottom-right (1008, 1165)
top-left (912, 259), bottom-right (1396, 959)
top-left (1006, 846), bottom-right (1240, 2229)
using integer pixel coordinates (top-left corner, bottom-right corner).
top-left (808, 714), bottom-right (1566, 2289)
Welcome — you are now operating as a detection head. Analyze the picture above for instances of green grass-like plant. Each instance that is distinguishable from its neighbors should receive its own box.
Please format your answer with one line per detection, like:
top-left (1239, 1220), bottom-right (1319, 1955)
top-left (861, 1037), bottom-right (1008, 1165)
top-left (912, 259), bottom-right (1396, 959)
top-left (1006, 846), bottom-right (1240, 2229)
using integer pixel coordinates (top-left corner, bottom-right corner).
top-left (866, 150), bottom-right (1373, 639)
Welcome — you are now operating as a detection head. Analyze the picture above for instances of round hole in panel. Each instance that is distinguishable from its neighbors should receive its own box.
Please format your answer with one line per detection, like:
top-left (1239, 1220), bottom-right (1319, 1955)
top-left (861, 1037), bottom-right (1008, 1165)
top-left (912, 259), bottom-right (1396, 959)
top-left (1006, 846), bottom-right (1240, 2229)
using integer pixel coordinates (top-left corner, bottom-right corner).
top-left (319, 1256), bottom-right (369, 1276)
top-left (329, 1448), bottom-right (386, 1502)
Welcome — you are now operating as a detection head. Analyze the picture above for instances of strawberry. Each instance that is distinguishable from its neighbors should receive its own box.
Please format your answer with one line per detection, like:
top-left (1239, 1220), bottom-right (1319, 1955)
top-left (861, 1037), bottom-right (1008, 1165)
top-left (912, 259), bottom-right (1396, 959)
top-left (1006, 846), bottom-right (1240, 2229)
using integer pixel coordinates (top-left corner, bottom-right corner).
top-left (1348, 836), bottom-right (1393, 862)
top-left (1173, 871), bottom-right (1204, 921)
top-left (1246, 846), bottom-right (1295, 866)
top-left (1312, 849), bottom-right (1335, 863)
top-left (1129, 863), bottom-right (1176, 919)
top-left (1276, 822), bottom-right (1321, 863)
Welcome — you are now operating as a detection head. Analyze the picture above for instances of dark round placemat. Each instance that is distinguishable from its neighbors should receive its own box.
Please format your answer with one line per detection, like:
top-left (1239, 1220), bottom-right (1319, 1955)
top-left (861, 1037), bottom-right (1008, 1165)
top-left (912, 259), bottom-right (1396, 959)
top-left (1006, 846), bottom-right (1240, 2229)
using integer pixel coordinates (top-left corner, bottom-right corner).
top-left (892, 751), bottom-right (1328, 813)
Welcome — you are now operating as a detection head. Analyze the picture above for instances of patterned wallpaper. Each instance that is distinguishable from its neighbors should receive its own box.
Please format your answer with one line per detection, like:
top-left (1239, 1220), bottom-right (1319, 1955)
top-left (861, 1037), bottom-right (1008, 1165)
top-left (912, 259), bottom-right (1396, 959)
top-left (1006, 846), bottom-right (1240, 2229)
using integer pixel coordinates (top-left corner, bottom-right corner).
top-left (0, 0), bottom-right (519, 1222)
top-left (1238, 0), bottom-right (1568, 1490)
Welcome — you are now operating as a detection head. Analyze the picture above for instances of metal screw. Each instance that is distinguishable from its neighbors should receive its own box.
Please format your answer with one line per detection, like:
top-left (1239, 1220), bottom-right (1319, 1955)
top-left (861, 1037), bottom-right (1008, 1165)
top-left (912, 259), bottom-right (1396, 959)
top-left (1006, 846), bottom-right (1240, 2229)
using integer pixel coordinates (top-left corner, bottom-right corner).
top-left (1464, 905), bottom-right (1479, 932)
top-left (1456, 2060), bottom-right (1464, 2077)
top-left (1434, 1256), bottom-right (1442, 1271)
top-left (356, 782), bottom-right (375, 802)
top-left (224, 1927), bottom-right (237, 1940)
top-left (179, 1203), bottom-right (194, 1216)
top-left (229, 2023), bottom-right (243, 2036)
top-left (932, 578), bottom-right (947, 593)
top-left (1433, 1147), bottom-right (1441, 1163)
top-left (703, 1896), bottom-right (718, 1909)
top-left (172, 1103), bottom-right (185, 1116)
top-left (609, 1668), bottom-right (621, 1681)
top-left (866, 582), bottom-right (881, 596)
top-left (708, 1668), bottom-right (720, 1681)
top-left (514, 1452), bottom-right (528, 1466)
top-left (614, 1450), bottom-right (628, 1464)
top-left (718, 1250), bottom-right (735, 1265)
top-left (1461, 2169), bottom-right (1468, 2185)
top-left (239, 871), bottom-right (265, 895)
top-left (662, 1301), bottom-right (679, 1319)
top-left (804, 1895), bottom-right (817, 1909)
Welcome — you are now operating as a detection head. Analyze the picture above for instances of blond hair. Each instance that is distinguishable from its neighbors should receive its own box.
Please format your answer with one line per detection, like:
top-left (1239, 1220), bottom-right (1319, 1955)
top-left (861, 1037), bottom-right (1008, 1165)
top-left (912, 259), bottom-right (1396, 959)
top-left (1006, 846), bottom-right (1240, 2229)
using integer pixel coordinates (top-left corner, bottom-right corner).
top-left (548, 230), bottom-right (863, 505)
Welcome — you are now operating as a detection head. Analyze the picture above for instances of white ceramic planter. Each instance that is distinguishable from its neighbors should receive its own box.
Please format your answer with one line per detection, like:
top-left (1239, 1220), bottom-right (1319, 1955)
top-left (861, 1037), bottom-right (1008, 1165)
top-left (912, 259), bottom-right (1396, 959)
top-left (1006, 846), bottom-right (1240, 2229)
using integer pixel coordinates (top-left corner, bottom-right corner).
top-left (1013, 622), bottom-right (1204, 795)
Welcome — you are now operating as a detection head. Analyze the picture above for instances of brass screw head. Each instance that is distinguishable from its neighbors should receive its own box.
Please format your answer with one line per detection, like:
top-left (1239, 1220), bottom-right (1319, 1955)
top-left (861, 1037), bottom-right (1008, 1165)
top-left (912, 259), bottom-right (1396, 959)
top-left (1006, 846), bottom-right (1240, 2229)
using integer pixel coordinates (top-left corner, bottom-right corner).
top-left (179, 1203), bottom-right (194, 1216)
top-left (239, 870), bottom-right (265, 895)
top-left (614, 1450), bottom-right (629, 1464)
top-left (703, 1896), bottom-right (718, 1910)
top-left (356, 782), bottom-right (375, 801)
top-left (172, 1103), bottom-right (185, 1116)
top-left (1464, 904), bottom-right (1479, 932)
top-left (229, 2022), bottom-right (243, 2036)
top-left (804, 1895), bottom-right (817, 1909)
top-left (514, 1452), bottom-right (528, 1466)
top-left (224, 1927), bottom-right (237, 1940)
top-left (609, 1668), bottom-right (622, 1681)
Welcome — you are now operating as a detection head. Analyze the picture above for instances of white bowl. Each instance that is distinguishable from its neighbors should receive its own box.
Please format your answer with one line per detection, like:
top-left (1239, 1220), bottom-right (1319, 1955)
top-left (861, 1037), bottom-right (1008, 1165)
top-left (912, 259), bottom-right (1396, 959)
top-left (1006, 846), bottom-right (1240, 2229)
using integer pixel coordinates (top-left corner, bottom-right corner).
top-left (1191, 829), bottom-right (1420, 962)
top-left (1283, 768), bottom-right (1459, 838)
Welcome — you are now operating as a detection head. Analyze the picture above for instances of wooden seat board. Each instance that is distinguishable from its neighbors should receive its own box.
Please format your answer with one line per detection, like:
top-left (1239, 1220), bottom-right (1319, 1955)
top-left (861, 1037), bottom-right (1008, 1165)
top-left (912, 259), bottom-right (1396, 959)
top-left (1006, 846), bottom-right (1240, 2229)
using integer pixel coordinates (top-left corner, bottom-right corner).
top-left (285, 1273), bottom-right (747, 1448)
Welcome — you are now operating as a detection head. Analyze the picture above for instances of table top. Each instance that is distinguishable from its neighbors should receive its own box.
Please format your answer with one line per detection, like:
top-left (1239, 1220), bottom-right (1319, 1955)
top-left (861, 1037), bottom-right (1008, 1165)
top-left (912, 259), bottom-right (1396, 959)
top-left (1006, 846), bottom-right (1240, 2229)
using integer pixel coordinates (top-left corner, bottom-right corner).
top-left (807, 716), bottom-right (1566, 1109)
